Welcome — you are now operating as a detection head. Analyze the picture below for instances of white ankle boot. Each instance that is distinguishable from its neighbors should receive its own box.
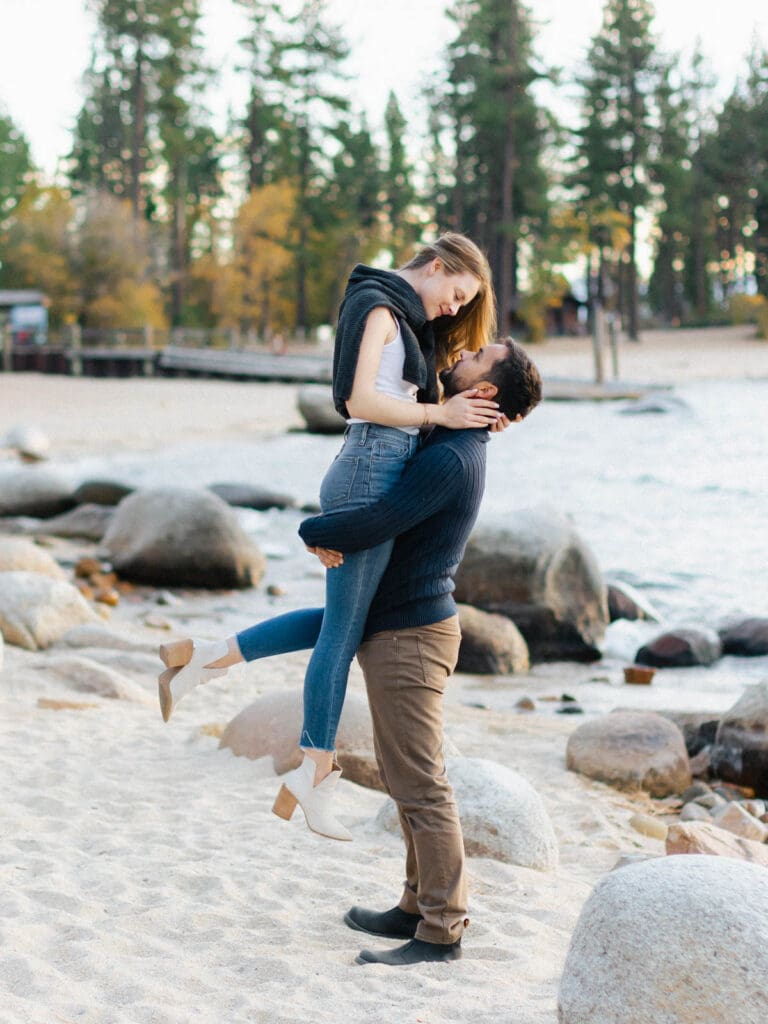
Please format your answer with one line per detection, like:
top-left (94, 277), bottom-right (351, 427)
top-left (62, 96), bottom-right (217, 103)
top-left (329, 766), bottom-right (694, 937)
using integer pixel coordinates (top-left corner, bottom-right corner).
top-left (272, 754), bottom-right (353, 841)
top-left (157, 638), bottom-right (229, 722)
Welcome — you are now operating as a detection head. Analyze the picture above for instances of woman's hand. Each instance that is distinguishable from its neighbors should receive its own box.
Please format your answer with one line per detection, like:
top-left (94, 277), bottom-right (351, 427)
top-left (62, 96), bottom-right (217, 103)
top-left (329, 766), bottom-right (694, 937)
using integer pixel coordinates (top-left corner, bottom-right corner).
top-left (433, 389), bottom-right (501, 429)
top-left (489, 412), bottom-right (522, 433)
top-left (305, 545), bottom-right (344, 569)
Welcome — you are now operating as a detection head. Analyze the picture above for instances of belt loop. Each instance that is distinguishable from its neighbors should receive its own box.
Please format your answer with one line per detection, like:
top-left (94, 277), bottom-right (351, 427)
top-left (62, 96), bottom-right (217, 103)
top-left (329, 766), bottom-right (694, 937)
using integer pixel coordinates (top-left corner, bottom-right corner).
top-left (359, 422), bottom-right (369, 445)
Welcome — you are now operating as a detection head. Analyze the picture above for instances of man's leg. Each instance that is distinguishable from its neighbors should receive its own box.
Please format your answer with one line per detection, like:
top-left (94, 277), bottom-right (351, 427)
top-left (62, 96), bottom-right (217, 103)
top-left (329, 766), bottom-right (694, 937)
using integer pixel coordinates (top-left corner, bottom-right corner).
top-left (357, 616), bottom-right (467, 949)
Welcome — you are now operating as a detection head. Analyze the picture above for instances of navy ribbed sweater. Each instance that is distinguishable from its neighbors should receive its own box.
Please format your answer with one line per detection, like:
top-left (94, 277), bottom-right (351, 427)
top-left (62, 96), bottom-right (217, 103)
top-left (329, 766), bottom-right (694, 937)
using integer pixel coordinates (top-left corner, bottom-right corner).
top-left (298, 427), bottom-right (489, 636)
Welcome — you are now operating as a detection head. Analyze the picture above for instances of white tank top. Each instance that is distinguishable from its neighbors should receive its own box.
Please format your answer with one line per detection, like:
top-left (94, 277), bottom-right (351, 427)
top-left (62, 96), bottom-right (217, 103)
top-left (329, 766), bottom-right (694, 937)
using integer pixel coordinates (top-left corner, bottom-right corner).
top-left (347, 318), bottom-right (420, 435)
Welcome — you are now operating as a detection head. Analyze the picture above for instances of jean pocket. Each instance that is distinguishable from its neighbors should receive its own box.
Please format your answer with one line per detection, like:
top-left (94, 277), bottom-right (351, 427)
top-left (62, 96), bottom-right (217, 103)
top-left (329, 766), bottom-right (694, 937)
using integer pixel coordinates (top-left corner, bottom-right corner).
top-left (371, 436), bottom-right (411, 461)
top-left (319, 456), bottom-right (360, 511)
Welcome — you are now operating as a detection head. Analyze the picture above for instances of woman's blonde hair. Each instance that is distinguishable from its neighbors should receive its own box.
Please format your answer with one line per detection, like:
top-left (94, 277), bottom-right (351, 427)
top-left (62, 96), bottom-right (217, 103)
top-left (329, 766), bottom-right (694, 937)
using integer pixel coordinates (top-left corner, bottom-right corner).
top-left (401, 232), bottom-right (497, 370)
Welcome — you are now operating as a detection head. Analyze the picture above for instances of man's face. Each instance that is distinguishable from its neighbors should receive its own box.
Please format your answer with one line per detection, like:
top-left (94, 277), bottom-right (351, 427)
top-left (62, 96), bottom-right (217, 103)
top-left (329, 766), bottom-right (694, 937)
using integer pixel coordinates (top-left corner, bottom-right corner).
top-left (439, 344), bottom-right (508, 396)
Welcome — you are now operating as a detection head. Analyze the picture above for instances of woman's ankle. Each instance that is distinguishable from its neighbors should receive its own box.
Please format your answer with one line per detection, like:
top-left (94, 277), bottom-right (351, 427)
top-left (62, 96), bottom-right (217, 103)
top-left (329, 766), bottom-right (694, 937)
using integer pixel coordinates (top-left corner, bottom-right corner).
top-left (301, 747), bottom-right (335, 785)
top-left (208, 636), bottom-right (244, 670)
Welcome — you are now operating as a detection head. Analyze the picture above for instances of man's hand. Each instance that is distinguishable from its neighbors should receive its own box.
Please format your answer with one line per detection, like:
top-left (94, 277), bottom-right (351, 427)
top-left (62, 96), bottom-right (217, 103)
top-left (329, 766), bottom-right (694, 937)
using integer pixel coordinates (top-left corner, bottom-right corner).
top-left (305, 545), bottom-right (344, 568)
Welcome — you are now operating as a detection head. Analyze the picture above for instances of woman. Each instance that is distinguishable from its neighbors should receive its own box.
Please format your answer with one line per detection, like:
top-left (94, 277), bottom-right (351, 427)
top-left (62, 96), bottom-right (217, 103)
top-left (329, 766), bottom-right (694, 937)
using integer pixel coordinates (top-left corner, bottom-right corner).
top-left (158, 233), bottom-right (502, 840)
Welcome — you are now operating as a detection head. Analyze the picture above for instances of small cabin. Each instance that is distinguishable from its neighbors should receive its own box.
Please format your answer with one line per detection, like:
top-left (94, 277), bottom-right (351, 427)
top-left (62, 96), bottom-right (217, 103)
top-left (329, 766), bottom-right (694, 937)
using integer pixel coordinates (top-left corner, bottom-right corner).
top-left (0, 290), bottom-right (49, 342)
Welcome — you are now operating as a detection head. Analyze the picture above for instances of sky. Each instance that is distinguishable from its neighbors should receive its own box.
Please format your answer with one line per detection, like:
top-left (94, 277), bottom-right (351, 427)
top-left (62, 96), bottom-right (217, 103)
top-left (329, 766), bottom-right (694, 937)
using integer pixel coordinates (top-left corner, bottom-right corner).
top-left (0, 0), bottom-right (767, 176)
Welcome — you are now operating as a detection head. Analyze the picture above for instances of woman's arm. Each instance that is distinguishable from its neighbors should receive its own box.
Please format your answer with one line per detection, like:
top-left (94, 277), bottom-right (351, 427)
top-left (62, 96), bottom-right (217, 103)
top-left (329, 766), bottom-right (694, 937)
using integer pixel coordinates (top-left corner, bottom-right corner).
top-left (345, 307), bottom-right (501, 429)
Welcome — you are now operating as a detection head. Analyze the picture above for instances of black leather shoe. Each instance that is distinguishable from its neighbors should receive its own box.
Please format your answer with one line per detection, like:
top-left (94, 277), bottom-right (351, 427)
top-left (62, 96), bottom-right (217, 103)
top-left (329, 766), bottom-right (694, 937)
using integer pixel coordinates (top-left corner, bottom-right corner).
top-left (355, 938), bottom-right (462, 966)
top-left (344, 905), bottom-right (422, 940)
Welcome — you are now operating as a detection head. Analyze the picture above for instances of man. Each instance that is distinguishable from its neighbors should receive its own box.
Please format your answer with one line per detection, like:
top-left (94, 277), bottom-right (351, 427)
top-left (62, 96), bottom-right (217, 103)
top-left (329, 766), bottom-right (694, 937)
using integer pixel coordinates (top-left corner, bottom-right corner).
top-left (299, 338), bottom-right (542, 966)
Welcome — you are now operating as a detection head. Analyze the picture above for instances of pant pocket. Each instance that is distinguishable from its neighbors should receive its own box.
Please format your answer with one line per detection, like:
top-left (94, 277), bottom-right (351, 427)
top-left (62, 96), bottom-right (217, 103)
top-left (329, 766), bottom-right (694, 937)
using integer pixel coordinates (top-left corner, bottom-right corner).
top-left (319, 455), bottom-right (360, 511)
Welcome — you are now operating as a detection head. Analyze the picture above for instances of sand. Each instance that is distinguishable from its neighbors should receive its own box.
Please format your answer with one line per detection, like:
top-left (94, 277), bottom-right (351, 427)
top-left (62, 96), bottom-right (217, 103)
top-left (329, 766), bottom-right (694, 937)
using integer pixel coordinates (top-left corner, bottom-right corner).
top-left (1, 325), bottom-right (766, 1023)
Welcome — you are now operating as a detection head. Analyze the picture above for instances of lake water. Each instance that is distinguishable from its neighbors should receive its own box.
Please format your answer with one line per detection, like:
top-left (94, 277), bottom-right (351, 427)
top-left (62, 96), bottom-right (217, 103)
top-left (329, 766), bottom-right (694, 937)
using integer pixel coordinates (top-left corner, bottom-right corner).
top-left (59, 377), bottom-right (768, 715)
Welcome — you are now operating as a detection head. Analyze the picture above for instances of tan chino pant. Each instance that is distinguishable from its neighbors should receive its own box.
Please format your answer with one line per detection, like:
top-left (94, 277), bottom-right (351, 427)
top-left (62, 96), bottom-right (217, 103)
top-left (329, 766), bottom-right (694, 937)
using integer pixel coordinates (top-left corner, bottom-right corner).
top-left (357, 615), bottom-right (468, 945)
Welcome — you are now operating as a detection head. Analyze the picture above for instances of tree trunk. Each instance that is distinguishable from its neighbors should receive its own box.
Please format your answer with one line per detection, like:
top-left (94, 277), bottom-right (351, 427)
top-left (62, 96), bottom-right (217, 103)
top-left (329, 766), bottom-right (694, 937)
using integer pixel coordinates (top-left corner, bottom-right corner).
top-left (131, 27), bottom-right (146, 222)
top-left (295, 122), bottom-right (309, 335)
top-left (497, 5), bottom-right (519, 336)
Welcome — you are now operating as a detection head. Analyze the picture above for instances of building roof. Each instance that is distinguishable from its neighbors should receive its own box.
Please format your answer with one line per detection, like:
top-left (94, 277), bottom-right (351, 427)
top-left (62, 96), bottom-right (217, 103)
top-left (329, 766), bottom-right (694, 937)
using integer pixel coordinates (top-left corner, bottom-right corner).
top-left (0, 290), bottom-right (48, 307)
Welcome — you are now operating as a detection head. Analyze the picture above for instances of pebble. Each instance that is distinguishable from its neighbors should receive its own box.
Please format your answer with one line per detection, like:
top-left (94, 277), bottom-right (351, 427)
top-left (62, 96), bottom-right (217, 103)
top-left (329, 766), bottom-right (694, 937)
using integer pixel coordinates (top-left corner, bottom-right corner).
top-left (681, 782), bottom-right (712, 803)
top-left (143, 613), bottom-right (172, 630)
top-left (557, 704), bottom-right (584, 715)
top-left (75, 556), bottom-right (105, 579)
top-left (629, 813), bottom-right (669, 841)
top-left (741, 799), bottom-right (766, 820)
top-left (712, 802), bottom-right (768, 843)
top-left (693, 792), bottom-right (727, 810)
top-left (267, 584), bottom-right (286, 597)
top-left (515, 696), bottom-right (536, 711)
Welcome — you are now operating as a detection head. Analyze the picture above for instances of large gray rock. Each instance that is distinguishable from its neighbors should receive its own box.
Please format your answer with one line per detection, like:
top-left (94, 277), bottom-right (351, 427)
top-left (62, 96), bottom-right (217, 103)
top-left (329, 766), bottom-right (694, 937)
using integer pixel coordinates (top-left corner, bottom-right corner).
top-left (0, 537), bottom-right (66, 579)
top-left (376, 756), bottom-right (558, 869)
top-left (636, 627), bottom-right (723, 668)
top-left (219, 688), bottom-right (382, 790)
top-left (718, 617), bottom-right (768, 657)
top-left (711, 682), bottom-right (768, 796)
top-left (297, 386), bottom-right (346, 434)
top-left (101, 487), bottom-right (266, 589)
top-left (606, 579), bottom-right (660, 622)
top-left (456, 604), bottom-right (529, 675)
top-left (0, 468), bottom-right (75, 518)
top-left (0, 572), bottom-right (100, 650)
top-left (453, 508), bottom-right (608, 662)
top-left (558, 855), bottom-right (768, 1024)
top-left (566, 711), bottom-right (692, 797)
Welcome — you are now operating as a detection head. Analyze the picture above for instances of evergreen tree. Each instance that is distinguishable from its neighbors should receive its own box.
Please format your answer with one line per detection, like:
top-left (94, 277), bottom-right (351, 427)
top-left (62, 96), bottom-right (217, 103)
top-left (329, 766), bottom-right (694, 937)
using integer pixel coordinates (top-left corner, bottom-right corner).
top-left (443, 0), bottom-right (550, 333)
top-left (573, 0), bottom-right (660, 339)
top-left (0, 107), bottom-right (34, 232)
top-left (383, 91), bottom-right (419, 262)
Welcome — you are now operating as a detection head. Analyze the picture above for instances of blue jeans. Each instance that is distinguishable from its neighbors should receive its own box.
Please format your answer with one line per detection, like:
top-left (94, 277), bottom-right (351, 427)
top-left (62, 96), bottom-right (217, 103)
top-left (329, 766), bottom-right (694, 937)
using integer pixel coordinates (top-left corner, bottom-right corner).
top-left (236, 422), bottom-right (419, 751)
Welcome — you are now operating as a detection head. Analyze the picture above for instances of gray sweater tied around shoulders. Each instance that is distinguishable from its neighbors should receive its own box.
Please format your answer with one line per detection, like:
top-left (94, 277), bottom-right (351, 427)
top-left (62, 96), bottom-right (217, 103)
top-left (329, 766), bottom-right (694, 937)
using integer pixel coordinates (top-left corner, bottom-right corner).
top-left (332, 265), bottom-right (438, 417)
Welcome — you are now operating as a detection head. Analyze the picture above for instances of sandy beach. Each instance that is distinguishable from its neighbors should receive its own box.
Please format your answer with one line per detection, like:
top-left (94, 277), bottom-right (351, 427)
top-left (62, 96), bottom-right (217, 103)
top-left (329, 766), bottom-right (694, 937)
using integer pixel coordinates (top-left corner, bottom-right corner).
top-left (1, 324), bottom-right (767, 1024)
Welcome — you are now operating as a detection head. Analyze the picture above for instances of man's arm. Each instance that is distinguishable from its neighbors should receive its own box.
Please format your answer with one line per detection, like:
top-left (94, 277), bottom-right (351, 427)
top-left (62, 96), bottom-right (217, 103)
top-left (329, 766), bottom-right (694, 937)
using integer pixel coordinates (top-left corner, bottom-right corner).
top-left (299, 444), bottom-right (461, 553)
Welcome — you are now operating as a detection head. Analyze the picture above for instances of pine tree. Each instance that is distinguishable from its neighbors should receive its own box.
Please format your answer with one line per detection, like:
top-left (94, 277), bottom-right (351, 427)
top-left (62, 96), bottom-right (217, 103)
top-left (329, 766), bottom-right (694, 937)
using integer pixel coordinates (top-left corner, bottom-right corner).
top-left (443, 0), bottom-right (550, 332)
top-left (383, 91), bottom-right (419, 262)
top-left (0, 107), bottom-right (34, 231)
top-left (573, 0), bottom-right (660, 339)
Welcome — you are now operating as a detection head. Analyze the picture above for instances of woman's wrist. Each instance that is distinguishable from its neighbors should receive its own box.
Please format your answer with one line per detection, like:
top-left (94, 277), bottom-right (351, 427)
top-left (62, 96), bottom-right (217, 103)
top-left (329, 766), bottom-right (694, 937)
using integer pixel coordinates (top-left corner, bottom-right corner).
top-left (425, 403), bottom-right (442, 426)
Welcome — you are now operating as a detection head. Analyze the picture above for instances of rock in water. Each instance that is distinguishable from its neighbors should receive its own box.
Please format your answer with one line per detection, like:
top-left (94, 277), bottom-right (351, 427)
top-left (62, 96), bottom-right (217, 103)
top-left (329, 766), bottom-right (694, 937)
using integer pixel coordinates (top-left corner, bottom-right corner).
top-left (453, 507), bottom-right (608, 662)
top-left (208, 483), bottom-right (296, 511)
top-left (606, 579), bottom-right (661, 622)
top-left (718, 617), bottom-right (768, 657)
top-left (566, 711), bottom-right (691, 797)
top-left (0, 468), bottom-right (75, 518)
top-left (101, 487), bottom-right (266, 589)
top-left (35, 504), bottom-right (114, 541)
top-left (72, 480), bottom-right (134, 506)
top-left (711, 682), bottom-right (768, 797)
top-left (558, 855), bottom-right (768, 1024)
top-left (635, 627), bottom-right (722, 667)
top-left (297, 386), bottom-right (346, 434)
top-left (456, 603), bottom-right (529, 674)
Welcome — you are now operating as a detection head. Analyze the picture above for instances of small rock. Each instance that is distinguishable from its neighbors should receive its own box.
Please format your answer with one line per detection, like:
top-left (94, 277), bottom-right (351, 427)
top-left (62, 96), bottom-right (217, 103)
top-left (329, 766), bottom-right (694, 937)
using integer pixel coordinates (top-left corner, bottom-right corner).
top-left (0, 468), bottom-right (75, 518)
top-left (515, 696), bottom-right (536, 711)
top-left (680, 802), bottom-right (711, 823)
top-left (741, 799), bottom-right (767, 820)
top-left (40, 504), bottom-right (114, 541)
top-left (75, 557), bottom-right (105, 578)
top-left (37, 698), bottom-right (100, 711)
top-left (561, 692), bottom-right (578, 702)
top-left (74, 580), bottom-right (95, 601)
top-left (629, 813), bottom-right (668, 840)
top-left (712, 802), bottom-right (768, 843)
top-left (693, 792), bottom-right (727, 810)
top-left (266, 584), bottom-right (286, 597)
top-left (606, 580), bottom-right (661, 623)
top-left (666, 821), bottom-right (768, 867)
top-left (94, 588), bottom-right (119, 607)
top-left (155, 590), bottom-right (181, 606)
top-left (557, 704), bottom-right (584, 715)
top-left (688, 746), bottom-right (711, 777)
top-left (0, 572), bottom-right (101, 650)
top-left (144, 613), bottom-right (172, 630)
top-left (612, 852), bottom-right (659, 871)
top-left (208, 483), bottom-right (296, 511)
top-left (681, 782), bottom-right (712, 803)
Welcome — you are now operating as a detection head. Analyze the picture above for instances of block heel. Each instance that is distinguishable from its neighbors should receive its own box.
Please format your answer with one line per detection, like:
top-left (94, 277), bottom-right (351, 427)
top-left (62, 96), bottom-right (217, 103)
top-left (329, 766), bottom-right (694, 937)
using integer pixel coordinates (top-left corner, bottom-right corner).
top-left (272, 785), bottom-right (298, 820)
top-left (159, 638), bottom-right (195, 668)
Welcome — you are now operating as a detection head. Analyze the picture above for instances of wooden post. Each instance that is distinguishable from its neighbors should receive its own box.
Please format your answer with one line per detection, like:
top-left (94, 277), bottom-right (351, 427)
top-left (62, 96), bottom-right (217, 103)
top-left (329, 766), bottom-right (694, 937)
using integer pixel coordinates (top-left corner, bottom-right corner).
top-left (592, 303), bottom-right (605, 385)
top-left (70, 324), bottom-right (82, 376)
top-left (143, 324), bottom-right (154, 376)
top-left (1, 320), bottom-right (12, 373)
top-left (608, 314), bottom-right (620, 379)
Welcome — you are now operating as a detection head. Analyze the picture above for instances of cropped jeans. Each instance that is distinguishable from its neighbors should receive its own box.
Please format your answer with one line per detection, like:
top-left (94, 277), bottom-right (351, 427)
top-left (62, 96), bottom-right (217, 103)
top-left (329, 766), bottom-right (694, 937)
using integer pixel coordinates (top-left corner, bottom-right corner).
top-left (236, 422), bottom-right (420, 751)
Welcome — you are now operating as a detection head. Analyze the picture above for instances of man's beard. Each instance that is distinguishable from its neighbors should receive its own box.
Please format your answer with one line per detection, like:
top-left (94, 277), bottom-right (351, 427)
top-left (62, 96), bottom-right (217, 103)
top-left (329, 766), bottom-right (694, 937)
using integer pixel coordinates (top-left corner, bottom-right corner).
top-left (439, 362), bottom-right (461, 397)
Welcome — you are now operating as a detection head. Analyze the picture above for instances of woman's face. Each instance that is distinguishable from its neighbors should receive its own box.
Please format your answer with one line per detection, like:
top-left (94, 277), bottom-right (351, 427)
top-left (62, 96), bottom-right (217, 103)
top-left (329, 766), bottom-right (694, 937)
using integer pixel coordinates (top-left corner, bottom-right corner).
top-left (417, 260), bottom-right (480, 321)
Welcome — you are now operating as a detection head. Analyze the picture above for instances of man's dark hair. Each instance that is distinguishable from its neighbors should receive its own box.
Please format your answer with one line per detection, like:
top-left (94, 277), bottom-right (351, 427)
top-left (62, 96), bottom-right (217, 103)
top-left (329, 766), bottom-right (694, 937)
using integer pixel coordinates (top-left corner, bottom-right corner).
top-left (487, 338), bottom-right (543, 419)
